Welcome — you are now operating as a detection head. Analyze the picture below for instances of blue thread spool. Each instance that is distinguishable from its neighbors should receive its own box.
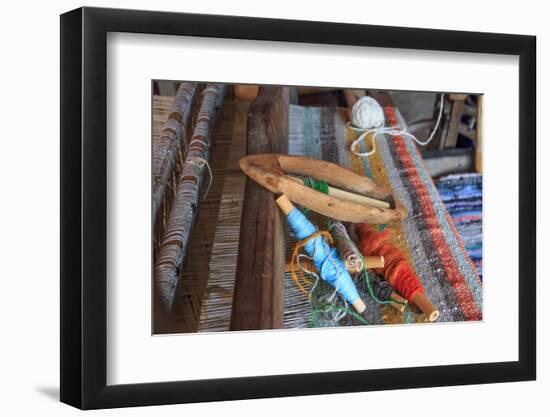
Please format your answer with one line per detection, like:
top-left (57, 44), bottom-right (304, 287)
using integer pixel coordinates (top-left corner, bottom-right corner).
top-left (276, 195), bottom-right (366, 313)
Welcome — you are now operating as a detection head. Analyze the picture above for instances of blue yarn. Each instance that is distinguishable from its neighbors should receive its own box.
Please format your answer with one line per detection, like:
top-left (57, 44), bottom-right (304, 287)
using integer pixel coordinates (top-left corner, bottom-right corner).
top-left (287, 208), bottom-right (361, 305)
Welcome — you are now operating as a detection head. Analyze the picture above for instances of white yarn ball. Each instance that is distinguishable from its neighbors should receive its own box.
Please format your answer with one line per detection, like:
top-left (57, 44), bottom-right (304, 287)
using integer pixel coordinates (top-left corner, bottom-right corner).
top-left (351, 96), bottom-right (385, 130)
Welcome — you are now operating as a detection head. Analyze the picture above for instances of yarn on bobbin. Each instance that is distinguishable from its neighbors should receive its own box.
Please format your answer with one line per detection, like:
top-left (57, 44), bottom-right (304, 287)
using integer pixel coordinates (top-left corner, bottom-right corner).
top-left (355, 224), bottom-right (424, 302)
top-left (286, 206), bottom-right (362, 307)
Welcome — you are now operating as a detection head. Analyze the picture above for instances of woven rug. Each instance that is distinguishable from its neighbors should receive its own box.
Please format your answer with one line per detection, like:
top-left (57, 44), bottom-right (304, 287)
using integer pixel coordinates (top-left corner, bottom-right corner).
top-left (436, 173), bottom-right (483, 281)
top-left (285, 105), bottom-right (483, 327)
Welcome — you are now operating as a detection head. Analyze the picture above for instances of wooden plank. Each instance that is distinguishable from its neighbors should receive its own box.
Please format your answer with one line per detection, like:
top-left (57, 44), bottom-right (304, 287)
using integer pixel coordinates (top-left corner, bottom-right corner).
top-left (442, 97), bottom-right (465, 149)
top-left (230, 87), bottom-right (289, 330)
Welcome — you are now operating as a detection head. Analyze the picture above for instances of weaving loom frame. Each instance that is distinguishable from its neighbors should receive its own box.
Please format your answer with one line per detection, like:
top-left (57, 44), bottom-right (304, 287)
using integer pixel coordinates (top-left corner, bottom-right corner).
top-left (60, 6), bottom-right (536, 409)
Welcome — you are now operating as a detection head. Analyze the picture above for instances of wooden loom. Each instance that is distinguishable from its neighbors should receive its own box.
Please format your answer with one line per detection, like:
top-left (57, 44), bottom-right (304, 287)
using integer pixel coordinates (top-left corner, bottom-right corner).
top-left (153, 82), bottom-right (227, 332)
top-left (154, 85), bottom-right (299, 332)
top-left (153, 85), bottom-right (441, 333)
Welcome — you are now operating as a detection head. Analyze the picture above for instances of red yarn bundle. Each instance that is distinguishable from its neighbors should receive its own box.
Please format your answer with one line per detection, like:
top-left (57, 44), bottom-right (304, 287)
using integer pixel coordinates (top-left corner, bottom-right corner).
top-left (355, 224), bottom-right (424, 301)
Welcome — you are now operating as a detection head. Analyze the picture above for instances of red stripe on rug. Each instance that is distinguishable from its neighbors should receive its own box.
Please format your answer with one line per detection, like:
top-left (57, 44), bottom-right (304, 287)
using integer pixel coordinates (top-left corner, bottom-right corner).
top-left (398, 110), bottom-right (483, 284)
top-left (385, 107), bottom-right (482, 320)
top-left (390, 106), bottom-right (482, 284)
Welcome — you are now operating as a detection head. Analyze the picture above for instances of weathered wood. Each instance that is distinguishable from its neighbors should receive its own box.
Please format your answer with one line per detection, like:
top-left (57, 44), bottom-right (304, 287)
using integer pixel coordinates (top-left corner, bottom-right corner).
top-left (284, 256), bottom-right (384, 273)
top-left (239, 154), bottom-right (407, 224)
top-left (287, 176), bottom-right (391, 209)
top-left (442, 96), bottom-right (466, 149)
top-left (154, 84), bottom-right (226, 312)
top-left (230, 87), bottom-right (289, 330)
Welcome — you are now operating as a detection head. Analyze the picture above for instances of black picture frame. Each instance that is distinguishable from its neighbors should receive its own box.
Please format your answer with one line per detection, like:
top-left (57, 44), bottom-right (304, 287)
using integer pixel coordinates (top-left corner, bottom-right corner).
top-left (60, 6), bottom-right (536, 410)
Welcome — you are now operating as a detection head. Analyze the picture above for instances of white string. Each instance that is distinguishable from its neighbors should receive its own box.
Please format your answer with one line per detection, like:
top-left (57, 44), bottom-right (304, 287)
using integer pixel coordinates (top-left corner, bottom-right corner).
top-left (186, 156), bottom-right (213, 200)
top-left (296, 253), bottom-right (321, 302)
top-left (350, 93), bottom-right (445, 157)
top-left (298, 248), bottom-right (348, 324)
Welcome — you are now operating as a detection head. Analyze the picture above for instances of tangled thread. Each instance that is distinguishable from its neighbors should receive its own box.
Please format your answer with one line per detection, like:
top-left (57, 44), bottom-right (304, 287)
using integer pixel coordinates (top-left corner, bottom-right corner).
top-left (357, 271), bottom-right (393, 301)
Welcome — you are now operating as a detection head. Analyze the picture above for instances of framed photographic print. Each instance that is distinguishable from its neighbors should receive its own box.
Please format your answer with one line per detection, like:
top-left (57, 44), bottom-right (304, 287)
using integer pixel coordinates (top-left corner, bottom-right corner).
top-left (60, 6), bottom-right (536, 409)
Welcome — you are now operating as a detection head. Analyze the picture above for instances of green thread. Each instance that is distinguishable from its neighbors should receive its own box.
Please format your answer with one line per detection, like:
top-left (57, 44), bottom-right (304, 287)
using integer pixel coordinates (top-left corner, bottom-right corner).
top-left (302, 177), bottom-right (329, 214)
top-left (299, 186), bottom-right (408, 323)
top-left (303, 177), bottom-right (329, 194)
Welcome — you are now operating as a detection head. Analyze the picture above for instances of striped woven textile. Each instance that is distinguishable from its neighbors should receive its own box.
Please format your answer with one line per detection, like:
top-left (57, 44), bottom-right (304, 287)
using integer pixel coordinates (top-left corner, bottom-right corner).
top-left (285, 105), bottom-right (483, 327)
top-left (436, 173), bottom-right (483, 281)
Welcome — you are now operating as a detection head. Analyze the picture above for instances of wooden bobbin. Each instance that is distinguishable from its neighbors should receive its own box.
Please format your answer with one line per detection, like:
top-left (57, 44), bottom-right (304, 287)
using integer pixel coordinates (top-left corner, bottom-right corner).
top-left (412, 293), bottom-right (440, 322)
top-left (352, 299), bottom-right (366, 314)
top-left (245, 155), bottom-right (407, 224)
top-left (389, 292), bottom-right (407, 313)
top-left (275, 194), bottom-right (367, 315)
top-left (275, 194), bottom-right (294, 215)
top-left (284, 257), bottom-right (406, 313)
top-left (287, 176), bottom-right (391, 209)
top-left (362, 256), bottom-right (385, 269)
top-left (285, 256), bottom-right (384, 274)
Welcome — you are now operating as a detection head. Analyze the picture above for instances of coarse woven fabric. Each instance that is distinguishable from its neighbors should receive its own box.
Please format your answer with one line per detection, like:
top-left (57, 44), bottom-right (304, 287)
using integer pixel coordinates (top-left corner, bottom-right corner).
top-left (284, 105), bottom-right (482, 327)
top-left (436, 173), bottom-right (483, 280)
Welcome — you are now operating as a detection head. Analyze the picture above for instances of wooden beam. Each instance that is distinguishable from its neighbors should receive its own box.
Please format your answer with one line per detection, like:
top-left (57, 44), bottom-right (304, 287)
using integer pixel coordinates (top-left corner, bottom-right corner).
top-left (230, 87), bottom-right (289, 330)
top-left (442, 95), bottom-right (466, 149)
